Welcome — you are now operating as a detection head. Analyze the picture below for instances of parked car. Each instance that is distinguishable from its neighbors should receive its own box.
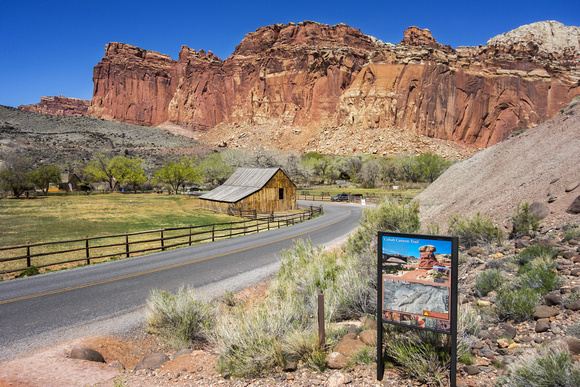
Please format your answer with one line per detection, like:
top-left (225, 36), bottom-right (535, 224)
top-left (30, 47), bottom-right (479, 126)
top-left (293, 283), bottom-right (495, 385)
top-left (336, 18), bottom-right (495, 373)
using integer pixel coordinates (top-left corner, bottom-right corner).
top-left (331, 193), bottom-right (349, 202)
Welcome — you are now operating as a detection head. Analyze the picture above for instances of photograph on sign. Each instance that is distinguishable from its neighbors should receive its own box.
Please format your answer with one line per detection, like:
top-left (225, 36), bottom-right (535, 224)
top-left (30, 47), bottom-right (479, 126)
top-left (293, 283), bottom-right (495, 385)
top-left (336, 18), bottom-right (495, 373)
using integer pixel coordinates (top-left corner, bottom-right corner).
top-left (380, 234), bottom-right (453, 333)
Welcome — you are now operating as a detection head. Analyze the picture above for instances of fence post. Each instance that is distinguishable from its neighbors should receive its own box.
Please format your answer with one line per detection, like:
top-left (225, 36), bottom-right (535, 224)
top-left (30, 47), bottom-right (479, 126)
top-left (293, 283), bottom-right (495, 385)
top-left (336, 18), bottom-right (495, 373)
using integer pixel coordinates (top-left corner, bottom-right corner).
top-left (256, 219), bottom-right (259, 234)
top-left (161, 229), bottom-right (165, 251)
top-left (85, 236), bottom-right (90, 265)
top-left (26, 242), bottom-right (31, 268)
top-left (189, 225), bottom-right (192, 246)
top-left (229, 222), bottom-right (232, 238)
top-left (243, 219), bottom-right (247, 235)
top-left (125, 233), bottom-right (130, 258)
top-left (212, 224), bottom-right (215, 242)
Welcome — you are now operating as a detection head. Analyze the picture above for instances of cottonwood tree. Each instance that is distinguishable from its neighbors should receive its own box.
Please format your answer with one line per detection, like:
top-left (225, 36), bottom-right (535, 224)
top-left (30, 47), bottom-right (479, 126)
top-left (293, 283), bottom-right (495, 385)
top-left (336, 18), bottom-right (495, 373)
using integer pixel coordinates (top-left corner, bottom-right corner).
top-left (84, 154), bottom-right (146, 192)
top-left (154, 157), bottom-right (201, 194)
top-left (0, 156), bottom-right (33, 197)
top-left (30, 165), bottom-right (61, 195)
top-left (199, 153), bottom-right (234, 185)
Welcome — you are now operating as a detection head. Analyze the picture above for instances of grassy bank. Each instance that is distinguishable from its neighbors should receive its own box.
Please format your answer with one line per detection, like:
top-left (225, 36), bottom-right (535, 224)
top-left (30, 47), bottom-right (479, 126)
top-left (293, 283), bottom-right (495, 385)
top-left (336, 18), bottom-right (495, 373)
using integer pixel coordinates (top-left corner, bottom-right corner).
top-left (0, 193), bottom-right (237, 247)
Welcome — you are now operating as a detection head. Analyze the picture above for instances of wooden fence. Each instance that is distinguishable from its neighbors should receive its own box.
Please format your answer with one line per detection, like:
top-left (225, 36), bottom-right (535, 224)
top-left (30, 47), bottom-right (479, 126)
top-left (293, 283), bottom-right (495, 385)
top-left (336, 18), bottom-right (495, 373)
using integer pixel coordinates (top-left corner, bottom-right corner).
top-left (297, 194), bottom-right (382, 203)
top-left (0, 205), bottom-right (322, 276)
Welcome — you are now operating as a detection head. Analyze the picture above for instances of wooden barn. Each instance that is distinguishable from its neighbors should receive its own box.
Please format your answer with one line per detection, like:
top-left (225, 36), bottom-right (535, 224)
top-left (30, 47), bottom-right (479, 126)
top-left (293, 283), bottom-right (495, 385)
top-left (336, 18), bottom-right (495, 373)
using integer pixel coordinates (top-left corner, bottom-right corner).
top-left (199, 168), bottom-right (296, 214)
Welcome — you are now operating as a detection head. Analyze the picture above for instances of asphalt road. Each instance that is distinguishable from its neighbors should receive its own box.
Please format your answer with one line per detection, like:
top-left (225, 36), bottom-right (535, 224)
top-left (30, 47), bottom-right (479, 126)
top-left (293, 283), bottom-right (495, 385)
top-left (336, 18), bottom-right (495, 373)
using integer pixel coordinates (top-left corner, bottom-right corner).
top-left (0, 201), bottom-right (363, 360)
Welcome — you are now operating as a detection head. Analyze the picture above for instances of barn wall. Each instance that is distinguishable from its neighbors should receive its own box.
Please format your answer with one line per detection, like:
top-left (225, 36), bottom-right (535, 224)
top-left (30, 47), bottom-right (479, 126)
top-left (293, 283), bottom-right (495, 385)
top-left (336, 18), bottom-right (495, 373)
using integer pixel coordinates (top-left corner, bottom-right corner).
top-left (200, 170), bottom-right (296, 213)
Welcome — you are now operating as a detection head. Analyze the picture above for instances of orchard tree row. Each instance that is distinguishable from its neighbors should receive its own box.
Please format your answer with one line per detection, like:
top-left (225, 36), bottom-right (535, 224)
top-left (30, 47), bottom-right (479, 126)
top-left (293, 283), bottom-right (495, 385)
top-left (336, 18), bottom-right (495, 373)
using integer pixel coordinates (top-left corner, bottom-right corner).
top-left (0, 149), bottom-right (453, 197)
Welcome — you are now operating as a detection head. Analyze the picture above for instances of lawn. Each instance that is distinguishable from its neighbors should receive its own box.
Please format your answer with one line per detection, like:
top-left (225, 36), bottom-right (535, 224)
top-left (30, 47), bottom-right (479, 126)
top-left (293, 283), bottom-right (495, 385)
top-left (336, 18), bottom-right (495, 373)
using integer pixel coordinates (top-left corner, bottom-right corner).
top-left (0, 193), bottom-right (237, 247)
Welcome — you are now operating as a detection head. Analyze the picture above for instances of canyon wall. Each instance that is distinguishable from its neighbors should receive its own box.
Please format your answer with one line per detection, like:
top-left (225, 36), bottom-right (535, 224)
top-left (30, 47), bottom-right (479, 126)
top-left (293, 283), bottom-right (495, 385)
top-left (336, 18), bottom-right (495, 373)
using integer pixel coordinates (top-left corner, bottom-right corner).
top-left (18, 96), bottom-right (89, 117)
top-left (56, 21), bottom-right (580, 149)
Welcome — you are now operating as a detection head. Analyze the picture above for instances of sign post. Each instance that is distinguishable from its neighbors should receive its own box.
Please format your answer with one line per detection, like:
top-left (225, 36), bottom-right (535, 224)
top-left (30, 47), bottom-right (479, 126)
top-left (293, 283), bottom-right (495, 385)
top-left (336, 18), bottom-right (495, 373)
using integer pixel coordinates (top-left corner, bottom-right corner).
top-left (376, 232), bottom-right (458, 386)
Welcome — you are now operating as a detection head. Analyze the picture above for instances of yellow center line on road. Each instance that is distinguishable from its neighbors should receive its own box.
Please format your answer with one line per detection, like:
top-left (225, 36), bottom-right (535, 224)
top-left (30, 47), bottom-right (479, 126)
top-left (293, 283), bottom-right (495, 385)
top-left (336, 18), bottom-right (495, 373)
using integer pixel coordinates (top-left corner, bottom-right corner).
top-left (0, 209), bottom-right (352, 305)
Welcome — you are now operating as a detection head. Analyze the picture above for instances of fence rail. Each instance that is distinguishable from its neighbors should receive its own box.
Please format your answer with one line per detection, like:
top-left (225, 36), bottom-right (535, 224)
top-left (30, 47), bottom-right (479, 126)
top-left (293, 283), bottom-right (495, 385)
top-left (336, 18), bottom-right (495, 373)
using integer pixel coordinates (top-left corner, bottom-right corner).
top-left (0, 205), bottom-right (323, 276)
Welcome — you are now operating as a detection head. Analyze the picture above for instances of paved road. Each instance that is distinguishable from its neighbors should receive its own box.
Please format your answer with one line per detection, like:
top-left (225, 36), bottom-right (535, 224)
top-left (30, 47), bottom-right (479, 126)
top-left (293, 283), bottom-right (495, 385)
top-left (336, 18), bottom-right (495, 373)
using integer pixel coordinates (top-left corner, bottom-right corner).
top-left (0, 201), bottom-right (363, 359)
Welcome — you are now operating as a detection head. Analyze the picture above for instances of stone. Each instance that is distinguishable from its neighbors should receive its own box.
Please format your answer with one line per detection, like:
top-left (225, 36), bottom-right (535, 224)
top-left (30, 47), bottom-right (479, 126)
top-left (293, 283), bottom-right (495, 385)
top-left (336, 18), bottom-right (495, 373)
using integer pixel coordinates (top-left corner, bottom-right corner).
top-left (499, 324), bottom-right (517, 340)
top-left (467, 246), bottom-right (485, 257)
top-left (326, 352), bottom-right (348, 369)
top-left (360, 316), bottom-right (378, 330)
top-left (516, 238), bottom-right (531, 249)
top-left (333, 336), bottom-right (367, 357)
top-left (497, 338), bottom-right (509, 348)
top-left (70, 347), bottom-right (105, 363)
top-left (544, 293), bottom-right (562, 306)
top-left (533, 305), bottom-right (560, 319)
top-left (567, 196), bottom-right (580, 214)
top-left (358, 330), bottom-right (377, 346)
top-left (464, 365), bottom-right (480, 375)
top-left (535, 321), bottom-right (550, 332)
top-left (566, 337), bottom-right (580, 355)
top-left (529, 202), bottom-right (550, 219)
top-left (108, 360), bottom-right (125, 370)
top-left (570, 268), bottom-right (580, 277)
top-left (326, 371), bottom-right (350, 387)
top-left (563, 251), bottom-right (577, 259)
top-left (564, 299), bottom-right (580, 311)
top-left (283, 361), bottom-right (298, 372)
top-left (173, 349), bottom-right (193, 359)
top-left (134, 351), bottom-right (170, 371)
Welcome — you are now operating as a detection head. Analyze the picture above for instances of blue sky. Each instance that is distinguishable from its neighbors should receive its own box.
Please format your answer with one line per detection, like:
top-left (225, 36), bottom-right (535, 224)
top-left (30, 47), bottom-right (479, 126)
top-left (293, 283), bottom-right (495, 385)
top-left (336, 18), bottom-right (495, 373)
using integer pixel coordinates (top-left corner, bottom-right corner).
top-left (1, 0), bottom-right (578, 108)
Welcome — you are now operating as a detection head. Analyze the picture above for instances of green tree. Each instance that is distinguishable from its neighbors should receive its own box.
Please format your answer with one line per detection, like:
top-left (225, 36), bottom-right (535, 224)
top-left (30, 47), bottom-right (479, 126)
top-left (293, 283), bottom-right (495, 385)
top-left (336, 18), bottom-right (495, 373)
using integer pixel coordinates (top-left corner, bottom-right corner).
top-left (0, 156), bottom-right (33, 197)
top-left (30, 165), bottom-right (61, 195)
top-left (199, 153), bottom-right (234, 185)
top-left (111, 157), bottom-right (147, 192)
top-left (154, 157), bottom-right (201, 194)
top-left (84, 154), bottom-right (146, 192)
top-left (413, 153), bottom-right (452, 183)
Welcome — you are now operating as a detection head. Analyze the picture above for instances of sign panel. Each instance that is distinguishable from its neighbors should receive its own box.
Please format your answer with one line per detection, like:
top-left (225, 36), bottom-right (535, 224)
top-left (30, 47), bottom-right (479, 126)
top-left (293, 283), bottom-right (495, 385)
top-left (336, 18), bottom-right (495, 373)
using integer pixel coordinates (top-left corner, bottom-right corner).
top-left (376, 231), bottom-right (458, 384)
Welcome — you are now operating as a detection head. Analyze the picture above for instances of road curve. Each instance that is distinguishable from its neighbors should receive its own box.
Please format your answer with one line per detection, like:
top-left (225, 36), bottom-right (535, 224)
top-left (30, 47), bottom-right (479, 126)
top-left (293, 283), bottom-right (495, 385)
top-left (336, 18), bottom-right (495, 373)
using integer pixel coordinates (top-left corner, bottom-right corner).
top-left (0, 201), bottom-right (363, 359)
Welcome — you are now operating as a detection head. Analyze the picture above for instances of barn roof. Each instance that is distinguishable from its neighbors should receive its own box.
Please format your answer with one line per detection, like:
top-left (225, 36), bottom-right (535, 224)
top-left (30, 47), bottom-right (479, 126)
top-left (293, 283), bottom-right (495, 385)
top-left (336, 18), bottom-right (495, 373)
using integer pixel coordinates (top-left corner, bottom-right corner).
top-left (200, 167), bottom-right (290, 203)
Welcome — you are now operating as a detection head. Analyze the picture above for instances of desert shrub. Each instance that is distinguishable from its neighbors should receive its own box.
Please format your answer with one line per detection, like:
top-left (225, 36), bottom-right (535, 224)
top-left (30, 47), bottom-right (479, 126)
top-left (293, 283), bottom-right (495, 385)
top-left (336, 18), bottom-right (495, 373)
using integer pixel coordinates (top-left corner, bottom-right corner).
top-left (383, 326), bottom-right (450, 386)
top-left (447, 212), bottom-right (503, 248)
top-left (348, 346), bottom-right (377, 367)
top-left (282, 329), bottom-right (327, 371)
top-left (496, 343), bottom-right (580, 387)
top-left (15, 265), bottom-right (40, 278)
top-left (562, 223), bottom-right (580, 242)
top-left (214, 295), bottom-right (303, 377)
top-left (567, 322), bottom-right (580, 339)
top-left (514, 245), bottom-right (557, 266)
top-left (474, 268), bottom-right (504, 297)
top-left (516, 257), bottom-right (562, 295)
top-left (495, 287), bottom-right (541, 322)
top-left (510, 202), bottom-right (540, 239)
top-left (458, 305), bottom-right (481, 337)
top-left (145, 287), bottom-right (216, 349)
top-left (459, 352), bottom-right (474, 365)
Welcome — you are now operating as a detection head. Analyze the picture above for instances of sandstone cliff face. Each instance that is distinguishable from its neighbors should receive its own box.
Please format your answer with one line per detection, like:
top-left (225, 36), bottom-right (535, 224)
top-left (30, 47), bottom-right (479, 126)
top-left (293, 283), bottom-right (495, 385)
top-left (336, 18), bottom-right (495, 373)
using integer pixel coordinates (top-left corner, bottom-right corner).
top-left (18, 96), bottom-right (89, 117)
top-left (88, 21), bottom-right (580, 150)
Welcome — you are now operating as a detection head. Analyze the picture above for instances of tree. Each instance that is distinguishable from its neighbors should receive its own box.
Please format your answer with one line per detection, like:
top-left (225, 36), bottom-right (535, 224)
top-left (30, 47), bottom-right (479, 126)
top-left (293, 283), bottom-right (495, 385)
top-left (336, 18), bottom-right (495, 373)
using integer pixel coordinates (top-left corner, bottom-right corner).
top-left (154, 157), bottom-right (201, 194)
top-left (111, 157), bottom-right (146, 192)
top-left (30, 165), bottom-right (61, 195)
top-left (84, 154), bottom-right (146, 192)
top-left (199, 153), bottom-right (234, 185)
top-left (84, 153), bottom-right (117, 191)
top-left (413, 153), bottom-right (452, 183)
top-left (0, 157), bottom-right (33, 197)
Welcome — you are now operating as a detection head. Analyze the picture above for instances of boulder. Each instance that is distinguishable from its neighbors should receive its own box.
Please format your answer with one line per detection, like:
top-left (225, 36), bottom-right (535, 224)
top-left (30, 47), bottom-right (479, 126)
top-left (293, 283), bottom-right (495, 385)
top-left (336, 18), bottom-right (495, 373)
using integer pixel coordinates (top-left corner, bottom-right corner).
top-left (533, 305), bottom-right (560, 319)
top-left (566, 337), bottom-right (580, 355)
top-left (134, 351), bottom-right (170, 371)
top-left (359, 330), bottom-right (377, 346)
top-left (567, 196), bottom-right (580, 214)
top-left (70, 347), bottom-right (105, 363)
top-left (333, 336), bottom-right (367, 357)
top-left (326, 371), bottom-right (351, 387)
top-left (535, 320), bottom-right (550, 333)
top-left (544, 293), bottom-right (562, 306)
top-left (326, 352), bottom-right (348, 369)
top-left (564, 299), bottom-right (580, 311)
top-left (530, 202), bottom-right (550, 219)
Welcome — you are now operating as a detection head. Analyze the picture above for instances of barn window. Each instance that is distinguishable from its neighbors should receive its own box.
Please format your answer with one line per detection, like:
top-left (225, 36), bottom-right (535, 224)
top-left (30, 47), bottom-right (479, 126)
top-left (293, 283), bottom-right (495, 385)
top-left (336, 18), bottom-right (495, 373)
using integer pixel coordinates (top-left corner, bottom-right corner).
top-left (279, 188), bottom-right (284, 200)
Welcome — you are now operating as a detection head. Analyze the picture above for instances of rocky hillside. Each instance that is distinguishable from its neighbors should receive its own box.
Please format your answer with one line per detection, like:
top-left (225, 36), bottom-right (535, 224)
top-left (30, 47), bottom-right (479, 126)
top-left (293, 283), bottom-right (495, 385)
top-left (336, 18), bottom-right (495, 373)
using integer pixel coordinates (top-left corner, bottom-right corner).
top-left (20, 20), bottom-right (578, 155)
top-left (416, 98), bottom-right (580, 232)
top-left (0, 105), bottom-right (207, 169)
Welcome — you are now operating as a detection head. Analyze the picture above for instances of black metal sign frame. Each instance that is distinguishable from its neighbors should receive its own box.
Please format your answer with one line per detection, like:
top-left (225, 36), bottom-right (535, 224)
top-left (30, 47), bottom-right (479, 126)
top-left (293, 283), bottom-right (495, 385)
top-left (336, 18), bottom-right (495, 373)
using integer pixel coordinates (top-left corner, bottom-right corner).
top-left (376, 231), bottom-right (458, 386)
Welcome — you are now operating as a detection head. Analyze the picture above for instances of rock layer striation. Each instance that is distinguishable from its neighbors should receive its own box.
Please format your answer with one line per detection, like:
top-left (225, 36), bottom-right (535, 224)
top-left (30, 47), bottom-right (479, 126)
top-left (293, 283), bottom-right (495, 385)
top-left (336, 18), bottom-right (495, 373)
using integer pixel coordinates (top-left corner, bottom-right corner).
top-left (51, 21), bottom-right (580, 150)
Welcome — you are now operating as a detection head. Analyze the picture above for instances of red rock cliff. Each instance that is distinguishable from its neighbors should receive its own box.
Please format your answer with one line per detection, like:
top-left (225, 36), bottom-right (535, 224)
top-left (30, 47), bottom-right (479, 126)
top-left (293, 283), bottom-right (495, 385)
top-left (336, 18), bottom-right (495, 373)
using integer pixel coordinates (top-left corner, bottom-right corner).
top-left (89, 21), bottom-right (580, 149)
top-left (18, 96), bottom-right (89, 117)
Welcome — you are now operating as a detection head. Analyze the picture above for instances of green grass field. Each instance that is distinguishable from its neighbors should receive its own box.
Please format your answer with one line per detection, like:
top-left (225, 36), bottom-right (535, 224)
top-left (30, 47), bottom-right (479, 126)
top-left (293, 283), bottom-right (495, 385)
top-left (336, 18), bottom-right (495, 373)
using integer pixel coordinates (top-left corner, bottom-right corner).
top-left (0, 193), bottom-right (237, 247)
top-left (298, 186), bottom-right (425, 201)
